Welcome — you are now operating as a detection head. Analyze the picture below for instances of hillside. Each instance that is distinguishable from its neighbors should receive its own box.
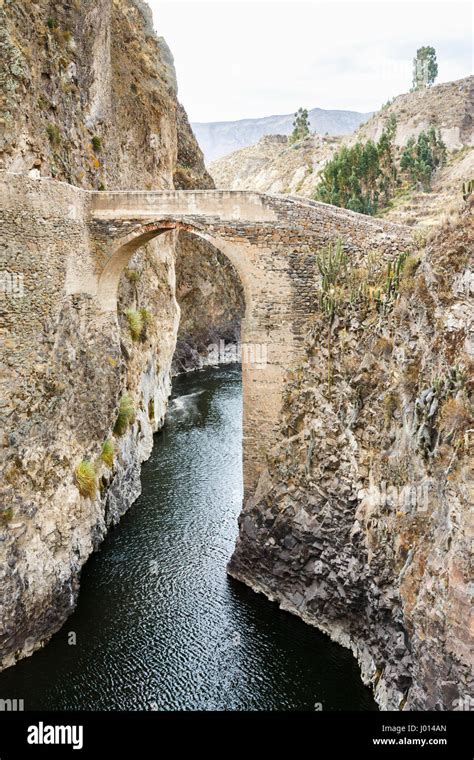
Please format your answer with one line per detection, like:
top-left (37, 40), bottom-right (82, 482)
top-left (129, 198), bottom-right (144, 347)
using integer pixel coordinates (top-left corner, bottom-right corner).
top-left (192, 106), bottom-right (372, 162)
top-left (348, 76), bottom-right (473, 150)
top-left (210, 133), bottom-right (341, 195)
top-left (210, 76), bottom-right (474, 228)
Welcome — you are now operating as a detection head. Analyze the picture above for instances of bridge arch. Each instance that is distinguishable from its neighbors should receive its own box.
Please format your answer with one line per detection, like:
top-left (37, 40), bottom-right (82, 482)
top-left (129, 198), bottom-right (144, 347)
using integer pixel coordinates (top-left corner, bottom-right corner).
top-left (96, 220), bottom-right (254, 318)
top-left (94, 217), bottom-right (289, 493)
top-left (85, 188), bottom-right (413, 493)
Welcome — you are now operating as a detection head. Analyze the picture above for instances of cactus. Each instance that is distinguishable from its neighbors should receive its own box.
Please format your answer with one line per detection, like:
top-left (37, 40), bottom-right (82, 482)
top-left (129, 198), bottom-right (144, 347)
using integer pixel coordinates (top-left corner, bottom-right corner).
top-left (462, 179), bottom-right (474, 201)
top-left (316, 240), bottom-right (347, 322)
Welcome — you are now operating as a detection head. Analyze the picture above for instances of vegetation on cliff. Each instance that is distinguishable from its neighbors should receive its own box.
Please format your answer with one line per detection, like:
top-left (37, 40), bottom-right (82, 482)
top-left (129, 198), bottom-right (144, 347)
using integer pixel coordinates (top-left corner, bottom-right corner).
top-left (315, 117), bottom-right (447, 214)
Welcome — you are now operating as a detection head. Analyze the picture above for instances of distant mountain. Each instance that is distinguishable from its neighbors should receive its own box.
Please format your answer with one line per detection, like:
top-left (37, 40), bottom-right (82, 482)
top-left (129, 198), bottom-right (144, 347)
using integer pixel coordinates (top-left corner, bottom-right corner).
top-left (192, 107), bottom-right (373, 162)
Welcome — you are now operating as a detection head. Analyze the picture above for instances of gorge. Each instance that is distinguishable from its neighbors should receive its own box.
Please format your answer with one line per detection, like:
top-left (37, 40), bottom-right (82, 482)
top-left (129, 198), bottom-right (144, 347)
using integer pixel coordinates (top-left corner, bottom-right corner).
top-left (0, 0), bottom-right (472, 714)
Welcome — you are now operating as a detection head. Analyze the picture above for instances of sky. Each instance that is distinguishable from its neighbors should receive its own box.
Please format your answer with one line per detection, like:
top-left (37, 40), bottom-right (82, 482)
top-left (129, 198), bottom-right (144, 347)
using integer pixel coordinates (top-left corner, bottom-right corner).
top-left (148, 0), bottom-right (473, 123)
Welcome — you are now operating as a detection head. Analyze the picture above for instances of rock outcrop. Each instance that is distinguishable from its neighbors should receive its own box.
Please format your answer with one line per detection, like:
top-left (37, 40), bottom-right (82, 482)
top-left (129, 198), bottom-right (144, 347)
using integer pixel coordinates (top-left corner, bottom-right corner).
top-left (348, 77), bottom-right (474, 152)
top-left (210, 134), bottom-right (341, 196)
top-left (229, 207), bottom-right (473, 709)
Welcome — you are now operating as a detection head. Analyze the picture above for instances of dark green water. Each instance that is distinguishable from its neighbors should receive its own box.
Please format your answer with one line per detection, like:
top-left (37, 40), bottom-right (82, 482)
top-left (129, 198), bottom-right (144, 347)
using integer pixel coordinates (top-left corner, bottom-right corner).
top-left (0, 366), bottom-right (376, 711)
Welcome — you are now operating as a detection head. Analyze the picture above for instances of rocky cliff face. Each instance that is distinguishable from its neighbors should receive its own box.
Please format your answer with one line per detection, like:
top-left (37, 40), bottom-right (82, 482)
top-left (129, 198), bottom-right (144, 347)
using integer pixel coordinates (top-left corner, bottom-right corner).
top-left (0, 0), bottom-right (242, 670)
top-left (348, 77), bottom-right (473, 152)
top-left (229, 207), bottom-right (473, 709)
top-left (0, 0), bottom-right (179, 188)
top-left (210, 77), bottom-right (474, 229)
top-left (173, 234), bottom-right (245, 373)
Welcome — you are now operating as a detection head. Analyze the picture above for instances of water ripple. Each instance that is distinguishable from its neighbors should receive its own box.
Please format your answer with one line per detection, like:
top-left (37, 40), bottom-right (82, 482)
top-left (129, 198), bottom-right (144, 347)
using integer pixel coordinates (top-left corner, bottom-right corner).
top-left (0, 366), bottom-right (376, 711)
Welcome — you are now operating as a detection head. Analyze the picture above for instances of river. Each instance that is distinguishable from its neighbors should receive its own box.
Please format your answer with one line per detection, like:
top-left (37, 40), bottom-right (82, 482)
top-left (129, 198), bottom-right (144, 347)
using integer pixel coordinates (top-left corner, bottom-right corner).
top-left (0, 366), bottom-right (376, 711)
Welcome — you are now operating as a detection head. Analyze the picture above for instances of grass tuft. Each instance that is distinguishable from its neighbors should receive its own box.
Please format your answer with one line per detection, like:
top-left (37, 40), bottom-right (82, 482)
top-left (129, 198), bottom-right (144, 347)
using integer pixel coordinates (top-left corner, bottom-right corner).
top-left (148, 398), bottom-right (155, 420)
top-left (125, 268), bottom-right (140, 283)
top-left (0, 507), bottom-right (13, 524)
top-left (46, 123), bottom-right (61, 147)
top-left (124, 309), bottom-right (144, 341)
top-left (75, 460), bottom-right (97, 499)
top-left (92, 135), bottom-right (102, 153)
top-left (100, 439), bottom-right (115, 468)
top-left (113, 394), bottom-right (136, 436)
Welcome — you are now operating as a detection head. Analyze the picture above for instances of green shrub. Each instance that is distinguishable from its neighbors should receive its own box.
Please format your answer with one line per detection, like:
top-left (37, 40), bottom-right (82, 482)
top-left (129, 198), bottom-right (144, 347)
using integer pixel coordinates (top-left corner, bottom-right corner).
top-left (125, 268), bottom-right (140, 283)
top-left (400, 128), bottom-right (446, 191)
top-left (100, 439), bottom-right (114, 468)
top-left (124, 309), bottom-right (144, 341)
top-left (92, 135), bottom-right (102, 153)
top-left (47, 18), bottom-right (58, 30)
top-left (148, 398), bottom-right (155, 420)
top-left (0, 507), bottom-right (13, 524)
top-left (315, 118), bottom-right (401, 215)
top-left (113, 394), bottom-right (136, 436)
top-left (75, 460), bottom-right (97, 499)
top-left (46, 124), bottom-right (61, 147)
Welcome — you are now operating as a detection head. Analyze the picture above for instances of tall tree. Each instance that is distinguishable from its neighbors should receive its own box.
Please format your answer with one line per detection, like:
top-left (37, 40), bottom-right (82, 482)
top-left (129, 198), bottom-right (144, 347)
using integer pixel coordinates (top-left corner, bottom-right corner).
top-left (289, 108), bottom-right (310, 144)
top-left (412, 46), bottom-right (438, 90)
top-left (400, 128), bottom-right (446, 191)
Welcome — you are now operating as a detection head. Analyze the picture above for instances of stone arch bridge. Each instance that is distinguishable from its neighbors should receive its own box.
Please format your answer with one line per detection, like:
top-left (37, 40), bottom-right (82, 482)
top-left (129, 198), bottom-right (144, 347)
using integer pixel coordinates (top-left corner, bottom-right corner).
top-left (2, 176), bottom-right (413, 491)
top-left (85, 188), bottom-right (414, 490)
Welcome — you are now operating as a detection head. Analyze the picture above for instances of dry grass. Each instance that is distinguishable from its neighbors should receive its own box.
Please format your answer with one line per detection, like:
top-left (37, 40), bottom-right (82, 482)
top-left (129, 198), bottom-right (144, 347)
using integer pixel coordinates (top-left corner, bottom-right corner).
top-left (439, 397), bottom-right (473, 440)
top-left (100, 439), bottom-right (115, 469)
top-left (75, 460), bottom-right (97, 499)
top-left (383, 392), bottom-right (399, 424)
top-left (124, 309), bottom-right (144, 341)
top-left (113, 394), bottom-right (136, 436)
top-left (402, 360), bottom-right (421, 395)
top-left (374, 336), bottom-right (394, 358)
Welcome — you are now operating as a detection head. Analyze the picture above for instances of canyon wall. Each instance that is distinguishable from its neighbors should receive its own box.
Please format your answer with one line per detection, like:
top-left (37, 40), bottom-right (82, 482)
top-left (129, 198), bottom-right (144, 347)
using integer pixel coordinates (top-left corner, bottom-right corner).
top-left (229, 207), bottom-right (473, 709)
top-left (0, 0), bottom-right (242, 669)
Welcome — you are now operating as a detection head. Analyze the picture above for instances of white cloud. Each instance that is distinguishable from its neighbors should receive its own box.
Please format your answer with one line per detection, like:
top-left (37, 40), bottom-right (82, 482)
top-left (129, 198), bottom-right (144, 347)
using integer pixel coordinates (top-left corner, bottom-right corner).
top-left (148, 0), bottom-right (473, 121)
